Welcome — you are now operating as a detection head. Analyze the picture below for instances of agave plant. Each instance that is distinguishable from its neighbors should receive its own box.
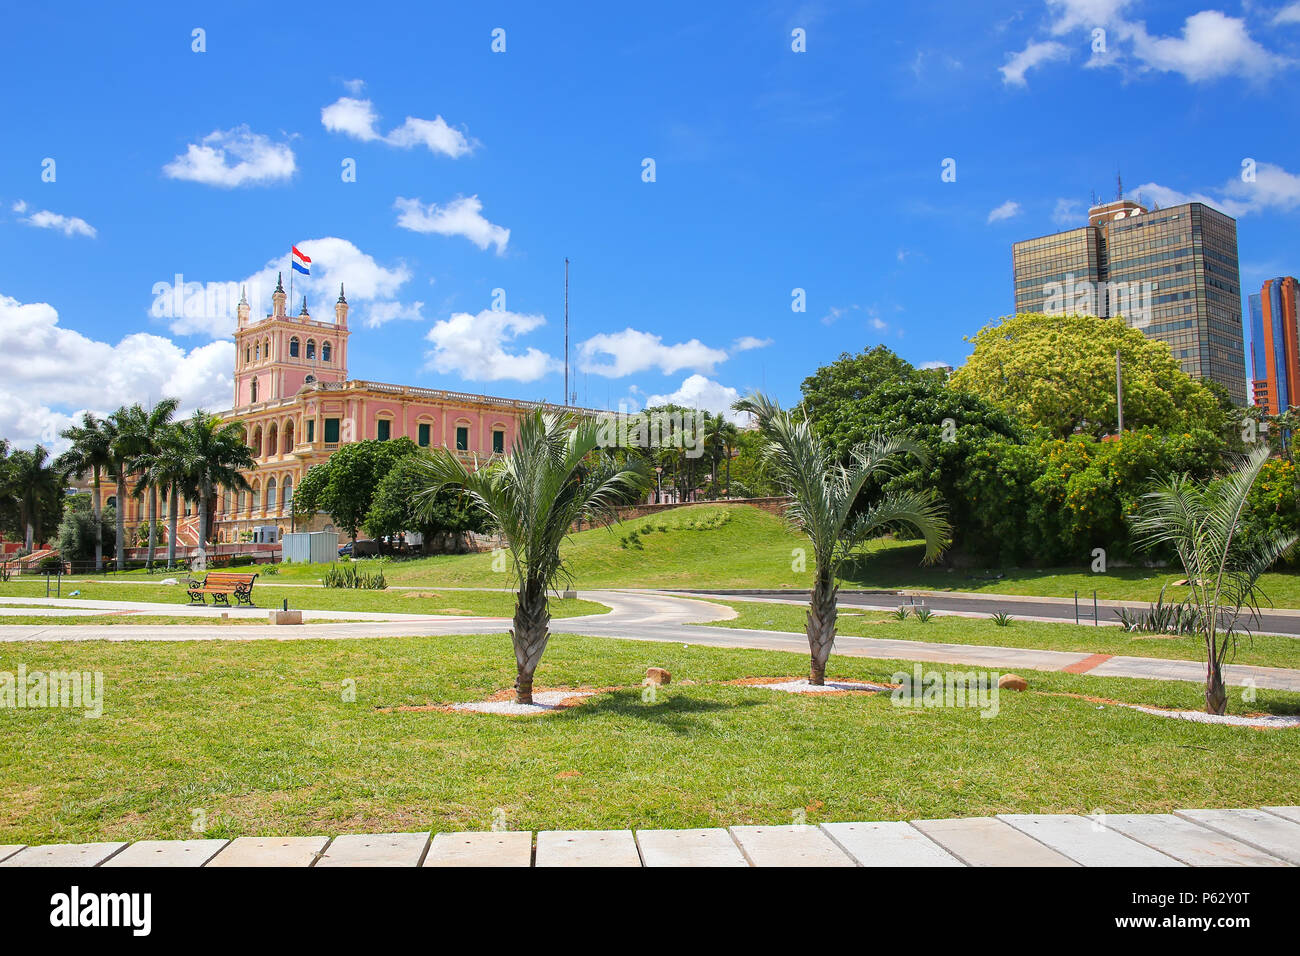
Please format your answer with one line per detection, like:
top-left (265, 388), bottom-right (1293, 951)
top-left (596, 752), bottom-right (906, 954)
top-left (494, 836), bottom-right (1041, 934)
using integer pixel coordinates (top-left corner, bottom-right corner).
top-left (1130, 445), bottom-right (1297, 714)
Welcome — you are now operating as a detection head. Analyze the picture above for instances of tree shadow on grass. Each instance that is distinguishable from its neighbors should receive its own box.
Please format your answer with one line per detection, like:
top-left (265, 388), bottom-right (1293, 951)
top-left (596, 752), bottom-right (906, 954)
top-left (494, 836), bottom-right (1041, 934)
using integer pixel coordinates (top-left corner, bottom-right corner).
top-left (557, 688), bottom-right (767, 735)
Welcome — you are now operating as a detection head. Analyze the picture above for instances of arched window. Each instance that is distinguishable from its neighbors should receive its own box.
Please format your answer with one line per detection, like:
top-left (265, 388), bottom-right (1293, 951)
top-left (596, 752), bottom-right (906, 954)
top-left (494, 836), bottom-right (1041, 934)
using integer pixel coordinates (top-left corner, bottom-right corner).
top-left (265, 478), bottom-right (277, 513)
top-left (322, 342), bottom-right (332, 363)
top-left (106, 496), bottom-right (117, 510)
top-left (282, 478), bottom-right (293, 512)
top-left (267, 423), bottom-right (278, 457)
top-left (283, 419), bottom-right (295, 454)
top-left (254, 342), bottom-right (260, 360)
top-left (250, 377), bottom-right (259, 403)
top-left (244, 346), bottom-right (251, 364)
top-left (250, 481), bottom-right (260, 513)
top-left (304, 374), bottom-right (316, 384)
top-left (306, 339), bottom-right (316, 360)
top-left (263, 338), bottom-right (270, 360)
top-left (289, 337), bottom-right (300, 358)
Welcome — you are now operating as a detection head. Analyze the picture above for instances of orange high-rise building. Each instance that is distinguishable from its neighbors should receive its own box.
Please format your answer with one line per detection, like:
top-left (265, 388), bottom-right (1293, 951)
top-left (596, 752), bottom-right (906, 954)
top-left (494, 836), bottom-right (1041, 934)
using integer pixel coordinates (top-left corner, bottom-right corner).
top-left (1249, 277), bottom-right (1300, 414)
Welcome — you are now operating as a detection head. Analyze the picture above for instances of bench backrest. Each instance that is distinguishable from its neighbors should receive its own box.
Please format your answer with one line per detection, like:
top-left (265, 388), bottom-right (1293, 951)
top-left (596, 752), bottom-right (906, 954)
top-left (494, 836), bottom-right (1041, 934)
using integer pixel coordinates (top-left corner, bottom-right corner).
top-left (203, 572), bottom-right (258, 587)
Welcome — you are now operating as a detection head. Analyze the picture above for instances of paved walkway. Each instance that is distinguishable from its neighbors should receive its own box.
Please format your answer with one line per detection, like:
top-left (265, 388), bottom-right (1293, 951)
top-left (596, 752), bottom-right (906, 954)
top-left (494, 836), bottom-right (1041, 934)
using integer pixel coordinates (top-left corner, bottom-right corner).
top-left (3, 808), bottom-right (1296, 867)
top-left (3, 591), bottom-right (1300, 691)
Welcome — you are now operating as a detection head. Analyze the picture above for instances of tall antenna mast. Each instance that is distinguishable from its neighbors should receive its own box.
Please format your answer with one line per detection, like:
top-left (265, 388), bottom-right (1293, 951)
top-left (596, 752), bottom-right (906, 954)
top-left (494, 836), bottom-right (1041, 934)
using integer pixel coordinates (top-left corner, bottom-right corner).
top-left (1116, 170), bottom-right (1123, 201)
top-left (564, 257), bottom-right (570, 407)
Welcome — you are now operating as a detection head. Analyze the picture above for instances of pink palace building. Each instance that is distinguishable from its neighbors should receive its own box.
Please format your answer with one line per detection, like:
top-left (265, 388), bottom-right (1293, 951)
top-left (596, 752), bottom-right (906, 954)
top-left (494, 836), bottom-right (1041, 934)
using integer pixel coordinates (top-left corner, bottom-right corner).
top-left (208, 274), bottom-right (577, 543)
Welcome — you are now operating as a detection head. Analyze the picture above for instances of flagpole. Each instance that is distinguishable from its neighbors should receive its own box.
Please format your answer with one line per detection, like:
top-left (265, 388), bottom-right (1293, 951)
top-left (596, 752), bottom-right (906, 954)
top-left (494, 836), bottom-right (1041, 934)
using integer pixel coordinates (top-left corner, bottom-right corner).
top-left (288, 247), bottom-right (294, 316)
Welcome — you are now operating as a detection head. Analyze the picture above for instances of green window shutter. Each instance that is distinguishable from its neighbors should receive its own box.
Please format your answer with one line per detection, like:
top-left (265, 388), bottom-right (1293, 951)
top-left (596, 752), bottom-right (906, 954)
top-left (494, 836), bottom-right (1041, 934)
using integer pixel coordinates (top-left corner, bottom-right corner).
top-left (418, 423), bottom-right (431, 447)
top-left (324, 418), bottom-right (340, 443)
top-left (492, 430), bottom-right (504, 454)
top-left (377, 419), bottom-right (391, 441)
top-left (455, 426), bottom-right (469, 451)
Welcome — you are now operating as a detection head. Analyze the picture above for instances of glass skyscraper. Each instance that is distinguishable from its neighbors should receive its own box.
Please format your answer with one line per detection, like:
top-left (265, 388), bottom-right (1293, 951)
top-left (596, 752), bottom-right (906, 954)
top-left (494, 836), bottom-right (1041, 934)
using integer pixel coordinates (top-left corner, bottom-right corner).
top-left (1012, 200), bottom-right (1248, 405)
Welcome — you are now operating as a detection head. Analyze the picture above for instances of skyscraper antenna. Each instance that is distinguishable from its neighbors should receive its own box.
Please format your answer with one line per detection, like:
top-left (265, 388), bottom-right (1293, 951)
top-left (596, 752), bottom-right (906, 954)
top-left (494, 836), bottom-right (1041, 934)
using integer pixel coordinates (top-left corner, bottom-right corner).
top-left (564, 257), bottom-right (570, 408)
top-left (1116, 170), bottom-right (1123, 201)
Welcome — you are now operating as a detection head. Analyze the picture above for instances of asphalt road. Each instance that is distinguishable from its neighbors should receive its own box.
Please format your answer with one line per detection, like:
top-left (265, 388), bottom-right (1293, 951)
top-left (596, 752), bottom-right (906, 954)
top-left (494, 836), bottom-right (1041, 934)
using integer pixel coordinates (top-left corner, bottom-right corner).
top-left (671, 588), bottom-right (1300, 638)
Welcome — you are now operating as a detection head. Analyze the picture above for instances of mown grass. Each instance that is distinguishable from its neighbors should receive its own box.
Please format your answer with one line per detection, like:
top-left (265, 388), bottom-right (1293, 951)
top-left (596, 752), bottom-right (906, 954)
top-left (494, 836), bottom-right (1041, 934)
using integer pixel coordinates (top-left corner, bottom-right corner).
top-left (0, 581), bottom-right (604, 619)
top-left (0, 633), bottom-right (1297, 844)
top-left (41, 503), bottom-right (1300, 604)
top-left (708, 601), bottom-right (1300, 670)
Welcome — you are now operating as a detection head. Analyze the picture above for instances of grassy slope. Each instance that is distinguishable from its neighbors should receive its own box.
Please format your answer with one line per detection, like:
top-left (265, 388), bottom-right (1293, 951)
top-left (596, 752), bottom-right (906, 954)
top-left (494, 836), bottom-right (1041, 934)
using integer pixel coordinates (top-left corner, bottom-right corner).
top-left (709, 601), bottom-right (1300, 670)
top-left (1, 633), bottom-right (1296, 843)
top-left (45, 503), bottom-right (1300, 604)
top-left (0, 580), bottom-right (603, 619)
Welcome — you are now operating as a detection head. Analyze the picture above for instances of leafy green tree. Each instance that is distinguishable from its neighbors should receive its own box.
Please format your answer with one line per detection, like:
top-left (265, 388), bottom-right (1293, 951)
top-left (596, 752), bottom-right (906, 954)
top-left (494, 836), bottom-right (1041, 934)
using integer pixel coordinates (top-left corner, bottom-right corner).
top-left (800, 346), bottom-right (1022, 549)
top-left (415, 410), bottom-right (650, 703)
top-left (735, 392), bottom-right (950, 685)
top-left (56, 413), bottom-right (115, 572)
top-left (56, 494), bottom-right (117, 564)
top-left (364, 454), bottom-right (490, 548)
top-left (951, 313), bottom-right (1226, 439)
top-left (294, 438), bottom-right (417, 544)
top-left (1130, 446), bottom-right (1298, 714)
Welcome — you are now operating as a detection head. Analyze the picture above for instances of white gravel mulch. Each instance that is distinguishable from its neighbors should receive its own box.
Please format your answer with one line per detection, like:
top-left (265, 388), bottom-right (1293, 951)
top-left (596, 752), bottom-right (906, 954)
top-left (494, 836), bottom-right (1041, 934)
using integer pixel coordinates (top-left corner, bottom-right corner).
top-left (752, 679), bottom-right (890, 694)
top-left (451, 690), bottom-right (596, 715)
top-left (1128, 705), bottom-right (1300, 729)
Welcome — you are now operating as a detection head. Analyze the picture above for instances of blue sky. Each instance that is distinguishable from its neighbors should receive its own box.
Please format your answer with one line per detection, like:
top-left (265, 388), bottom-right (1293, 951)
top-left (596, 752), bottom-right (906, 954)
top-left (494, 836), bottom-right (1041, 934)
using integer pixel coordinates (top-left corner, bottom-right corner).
top-left (2, 0), bottom-right (1298, 447)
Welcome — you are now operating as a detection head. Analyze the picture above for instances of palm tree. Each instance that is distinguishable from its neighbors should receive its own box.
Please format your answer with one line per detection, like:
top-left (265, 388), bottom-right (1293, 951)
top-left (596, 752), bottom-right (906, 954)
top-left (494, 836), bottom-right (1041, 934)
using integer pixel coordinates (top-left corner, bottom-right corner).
top-left (6, 445), bottom-right (65, 552)
top-left (106, 406), bottom-right (140, 571)
top-left (734, 392), bottom-right (950, 685)
top-left (1130, 445), bottom-right (1297, 714)
top-left (415, 408), bottom-right (650, 703)
top-left (140, 423), bottom-right (198, 569)
top-left (174, 411), bottom-right (255, 561)
top-left (125, 399), bottom-right (180, 571)
top-left (56, 413), bottom-right (114, 572)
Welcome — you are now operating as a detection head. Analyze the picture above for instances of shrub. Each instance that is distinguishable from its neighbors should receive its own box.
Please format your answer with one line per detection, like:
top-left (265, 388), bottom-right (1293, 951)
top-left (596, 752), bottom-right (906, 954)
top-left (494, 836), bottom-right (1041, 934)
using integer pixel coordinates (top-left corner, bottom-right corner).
top-left (322, 563), bottom-right (387, 589)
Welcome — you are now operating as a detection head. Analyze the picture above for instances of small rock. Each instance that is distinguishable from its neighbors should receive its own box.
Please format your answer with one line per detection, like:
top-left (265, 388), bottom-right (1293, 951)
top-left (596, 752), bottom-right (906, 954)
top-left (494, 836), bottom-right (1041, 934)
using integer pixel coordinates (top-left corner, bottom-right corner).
top-left (998, 673), bottom-right (1028, 692)
top-left (160, 577), bottom-right (179, 586)
top-left (645, 667), bottom-right (671, 685)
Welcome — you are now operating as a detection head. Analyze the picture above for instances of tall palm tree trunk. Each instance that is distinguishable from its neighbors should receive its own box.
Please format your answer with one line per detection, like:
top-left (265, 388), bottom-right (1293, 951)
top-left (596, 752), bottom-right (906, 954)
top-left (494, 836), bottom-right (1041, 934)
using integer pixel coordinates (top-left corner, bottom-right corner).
top-left (146, 485), bottom-right (158, 570)
top-left (92, 467), bottom-right (103, 572)
top-left (114, 466), bottom-right (126, 571)
top-left (24, 516), bottom-right (34, 552)
top-left (511, 578), bottom-right (551, 704)
top-left (806, 569), bottom-right (838, 685)
top-left (198, 486), bottom-right (211, 565)
top-left (167, 484), bottom-right (179, 569)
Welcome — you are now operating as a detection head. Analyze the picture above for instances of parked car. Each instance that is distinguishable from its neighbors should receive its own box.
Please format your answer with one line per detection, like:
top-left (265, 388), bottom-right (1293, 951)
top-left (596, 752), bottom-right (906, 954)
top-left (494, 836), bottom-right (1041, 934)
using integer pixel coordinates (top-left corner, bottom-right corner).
top-left (337, 541), bottom-right (354, 557)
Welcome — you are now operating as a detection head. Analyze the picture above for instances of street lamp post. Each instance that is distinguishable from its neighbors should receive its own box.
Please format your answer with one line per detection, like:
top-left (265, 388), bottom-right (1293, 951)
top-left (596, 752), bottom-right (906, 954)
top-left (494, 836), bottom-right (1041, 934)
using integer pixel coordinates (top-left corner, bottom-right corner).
top-left (654, 465), bottom-right (662, 504)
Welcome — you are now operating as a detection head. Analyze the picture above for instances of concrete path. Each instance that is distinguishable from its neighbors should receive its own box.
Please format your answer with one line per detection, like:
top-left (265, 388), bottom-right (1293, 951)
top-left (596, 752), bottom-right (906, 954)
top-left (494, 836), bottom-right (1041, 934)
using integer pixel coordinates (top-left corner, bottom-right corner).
top-left (3, 589), bottom-right (1300, 691)
top-left (5, 808), bottom-right (1295, 866)
top-left (676, 588), bottom-right (1300, 638)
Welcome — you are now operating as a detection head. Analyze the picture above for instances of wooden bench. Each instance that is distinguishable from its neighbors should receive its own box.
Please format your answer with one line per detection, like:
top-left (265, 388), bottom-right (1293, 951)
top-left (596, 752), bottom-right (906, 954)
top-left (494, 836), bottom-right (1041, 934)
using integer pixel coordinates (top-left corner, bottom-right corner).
top-left (187, 571), bottom-right (258, 607)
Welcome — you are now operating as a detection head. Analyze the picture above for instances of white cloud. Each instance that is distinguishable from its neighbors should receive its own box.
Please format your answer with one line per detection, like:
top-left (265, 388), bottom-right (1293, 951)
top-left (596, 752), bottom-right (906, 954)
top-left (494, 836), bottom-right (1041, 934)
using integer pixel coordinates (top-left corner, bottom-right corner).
top-left (1277, 2), bottom-right (1300, 25)
top-left (732, 335), bottom-right (772, 352)
top-left (363, 300), bottom-right (425, 328)
top-left (321, 96), bottom-right (475, 158)
top-left (646, 374), bottom-right (744, 421)
top-left (578, 328), bottom-right (730, 378)
top-left (1016, 2), bottom-right (1292, 84)
top-left (1125, 11), bottom-right (1290, 81)
top-left (1133, 161), bottom-right (1300, 218)
top-left (163, 126), bottom-right (296, 187)
top-left (424, 309), bottom-right (558, 382)
top-left (919, 360), bottom-right (953, 370)
top-left (19, 206), bottom-right (96, 238)
top-left (342, 78), bottom-right (366, 95)
top-left (0, 293), bottom-right (233, 450)
top-left (987, 200), bottom-right (1021, 223)
top-left (999, 40), bottom-right (1069, 85)
top-left (394, 196), bottom-right (510, 253)
top-left (164, 237), bottom-right (416, 339)
top-left (1052, 197), bottom-right (1084, 225)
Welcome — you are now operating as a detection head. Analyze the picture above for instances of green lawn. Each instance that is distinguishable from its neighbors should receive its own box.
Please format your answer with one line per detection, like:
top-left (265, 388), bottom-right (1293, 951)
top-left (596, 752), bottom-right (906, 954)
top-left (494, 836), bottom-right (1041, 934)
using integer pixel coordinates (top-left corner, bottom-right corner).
top-left (708, 600), bottom-right (1300, 670)
top-left (1, 633), bottom-right (1296, 844)
top-left (0, 581), bottom-right (604, 619)
top-left (44, 502), bottom-right (1300, 604)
